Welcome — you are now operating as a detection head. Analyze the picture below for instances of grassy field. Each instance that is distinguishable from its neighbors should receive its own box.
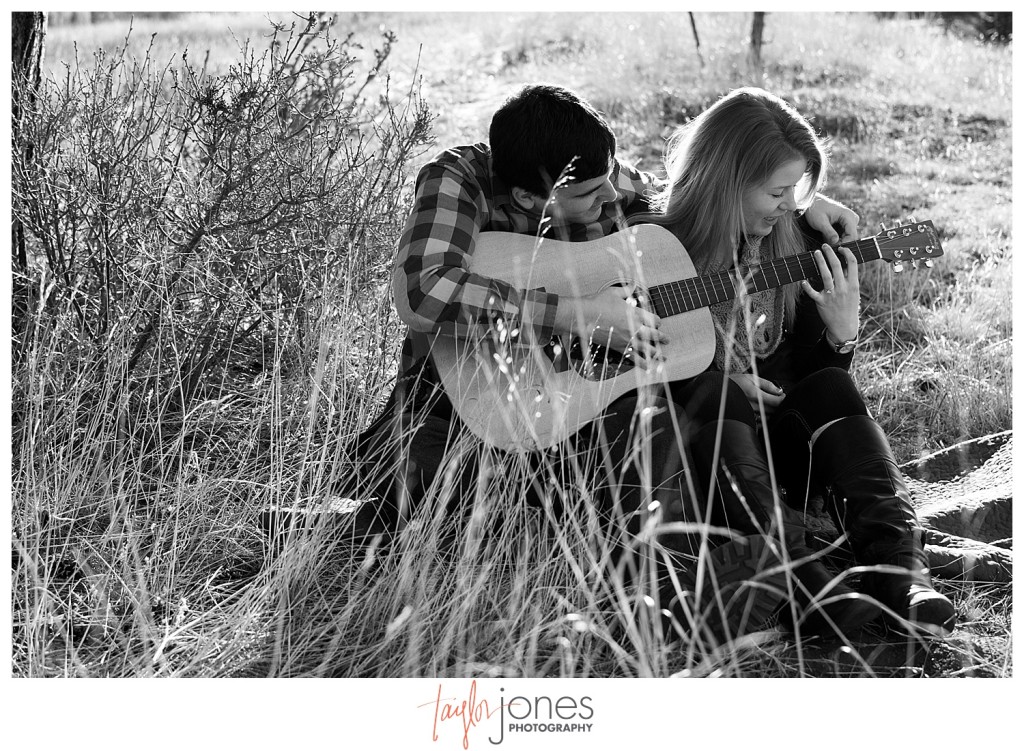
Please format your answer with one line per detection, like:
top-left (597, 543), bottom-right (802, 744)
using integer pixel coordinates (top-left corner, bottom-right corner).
top-left (13, 11), bottom-right (1012, 682)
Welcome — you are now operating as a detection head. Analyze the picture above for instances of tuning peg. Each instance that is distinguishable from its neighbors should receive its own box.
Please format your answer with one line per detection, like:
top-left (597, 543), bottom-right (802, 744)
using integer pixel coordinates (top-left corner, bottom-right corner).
top-left (893, 262), bottom-right (904, 273)
top-left (924, 259), bottom-right (934, 268)
top-left (879, 222), bottom-right (888, 233)
top-left (907, 215), bottom-right (917, 224)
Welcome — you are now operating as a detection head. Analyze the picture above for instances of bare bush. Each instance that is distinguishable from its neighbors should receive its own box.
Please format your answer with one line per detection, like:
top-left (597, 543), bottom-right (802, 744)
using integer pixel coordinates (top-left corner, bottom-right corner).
top-left (12, 13), bottom-right (431, 408)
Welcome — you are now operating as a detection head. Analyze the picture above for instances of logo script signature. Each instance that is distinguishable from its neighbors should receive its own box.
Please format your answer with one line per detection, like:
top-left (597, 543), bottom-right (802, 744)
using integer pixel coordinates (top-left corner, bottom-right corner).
top-left (419, 679), bottom-right (504, 749)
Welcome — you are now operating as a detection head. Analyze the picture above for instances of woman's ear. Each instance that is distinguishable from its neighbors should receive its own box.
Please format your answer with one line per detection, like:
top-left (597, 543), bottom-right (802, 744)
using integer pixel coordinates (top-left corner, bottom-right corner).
top-left (510, 186), bottom-right (545, 212)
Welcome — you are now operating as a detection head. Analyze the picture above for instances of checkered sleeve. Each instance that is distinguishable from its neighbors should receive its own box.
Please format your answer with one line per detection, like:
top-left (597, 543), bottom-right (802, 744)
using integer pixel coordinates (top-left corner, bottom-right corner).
top-left (614, 159), bottom-right (661, 212)
top-left (392, 158), bottom-right (560, 344)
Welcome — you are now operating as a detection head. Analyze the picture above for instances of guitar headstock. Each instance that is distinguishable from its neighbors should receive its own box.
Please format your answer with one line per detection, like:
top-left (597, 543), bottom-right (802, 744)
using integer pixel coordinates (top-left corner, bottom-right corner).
top-left (873, 218), bottom-right (944, 271)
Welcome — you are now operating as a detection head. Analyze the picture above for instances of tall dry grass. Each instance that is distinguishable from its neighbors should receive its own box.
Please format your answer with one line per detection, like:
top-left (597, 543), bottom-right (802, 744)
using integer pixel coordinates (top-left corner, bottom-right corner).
top-left (12, 13), bottom-right (431, 676)
top-left (13, 12), bottom-right (1011, 678)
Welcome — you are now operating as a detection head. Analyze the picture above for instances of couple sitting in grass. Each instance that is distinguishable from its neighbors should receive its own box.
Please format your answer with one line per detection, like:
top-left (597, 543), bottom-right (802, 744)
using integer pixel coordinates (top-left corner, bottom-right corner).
top-left (346, 83), bottom-right (955, 644)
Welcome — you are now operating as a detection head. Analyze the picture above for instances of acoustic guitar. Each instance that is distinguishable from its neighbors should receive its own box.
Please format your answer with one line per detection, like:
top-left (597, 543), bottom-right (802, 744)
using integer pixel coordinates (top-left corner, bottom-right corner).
top-left (429, 220), bottom-right (944, 451)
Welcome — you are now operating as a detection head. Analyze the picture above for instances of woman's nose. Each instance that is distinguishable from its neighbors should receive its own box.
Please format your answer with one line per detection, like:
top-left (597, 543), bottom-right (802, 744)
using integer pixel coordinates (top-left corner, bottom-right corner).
top-left (780, 190), bottom-right (797, 212)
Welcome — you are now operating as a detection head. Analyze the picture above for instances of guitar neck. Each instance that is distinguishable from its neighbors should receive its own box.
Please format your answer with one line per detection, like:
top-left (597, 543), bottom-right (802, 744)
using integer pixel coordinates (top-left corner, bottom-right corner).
top-left (648, 235), bottom-right (882, 317)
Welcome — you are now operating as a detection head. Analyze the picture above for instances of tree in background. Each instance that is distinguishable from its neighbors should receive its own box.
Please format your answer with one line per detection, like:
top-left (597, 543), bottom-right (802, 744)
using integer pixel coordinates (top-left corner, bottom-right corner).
top-left (748, 12), bottom-right (765, 74)
top-left (11, 11), bottom-right (47, 350)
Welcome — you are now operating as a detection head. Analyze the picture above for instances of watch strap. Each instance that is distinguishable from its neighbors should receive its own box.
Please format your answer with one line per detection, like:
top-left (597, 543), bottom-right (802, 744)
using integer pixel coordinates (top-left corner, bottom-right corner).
top-left (825, 330), bottom-right (858, 353)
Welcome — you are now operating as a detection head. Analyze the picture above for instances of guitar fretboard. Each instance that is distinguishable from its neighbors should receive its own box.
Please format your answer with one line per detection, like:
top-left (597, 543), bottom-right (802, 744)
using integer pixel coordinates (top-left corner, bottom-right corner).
top-left (646, 236), bottom-right (882, 317)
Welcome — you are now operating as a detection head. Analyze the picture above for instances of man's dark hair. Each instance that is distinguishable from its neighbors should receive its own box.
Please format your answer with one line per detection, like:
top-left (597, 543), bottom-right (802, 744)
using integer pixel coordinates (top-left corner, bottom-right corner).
top-left (489, 84), bottom-right (616, 196)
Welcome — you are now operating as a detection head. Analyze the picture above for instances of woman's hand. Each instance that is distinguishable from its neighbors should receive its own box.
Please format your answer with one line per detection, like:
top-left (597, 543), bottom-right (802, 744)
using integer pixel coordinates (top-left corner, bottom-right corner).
top-left (800, 243), bottom-right (860, 344)
top-left (731, 374), bottom-right (786, 414)
top-left (804, 194), bottom-right (860, 244)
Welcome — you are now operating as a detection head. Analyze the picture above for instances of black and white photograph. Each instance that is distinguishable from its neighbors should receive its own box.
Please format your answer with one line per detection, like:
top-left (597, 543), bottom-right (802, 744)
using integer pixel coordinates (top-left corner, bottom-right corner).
top-left (6, 7), bottom-right (1017, 748)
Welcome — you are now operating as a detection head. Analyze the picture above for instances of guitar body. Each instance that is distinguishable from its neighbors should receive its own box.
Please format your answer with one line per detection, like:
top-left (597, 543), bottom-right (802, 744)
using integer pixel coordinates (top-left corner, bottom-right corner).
top-left (430, 224), bottom-right (715, 451)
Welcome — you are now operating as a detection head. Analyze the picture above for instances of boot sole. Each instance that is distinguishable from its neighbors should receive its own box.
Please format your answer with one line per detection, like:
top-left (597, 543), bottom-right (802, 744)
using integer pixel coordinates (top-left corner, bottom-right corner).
top-left (879, 585), bottom-right (958, 639)
top-left (806, 596), bottom-right (884, 637)
top-left (890, 610), bottom-right (957, 639)
top-left (691, 536), bottom-right (788, 643)
top-left (912, 621), bottom-right (955, 639)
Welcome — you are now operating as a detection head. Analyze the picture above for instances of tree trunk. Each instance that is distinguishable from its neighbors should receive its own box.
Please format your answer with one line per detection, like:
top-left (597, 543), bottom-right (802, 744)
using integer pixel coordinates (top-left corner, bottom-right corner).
top-left (688, 12), bottom-right (705, 69)
top-left (11, 12), bottom-right (47, 346)
top-left (748, 12), bottom-right (765, 75)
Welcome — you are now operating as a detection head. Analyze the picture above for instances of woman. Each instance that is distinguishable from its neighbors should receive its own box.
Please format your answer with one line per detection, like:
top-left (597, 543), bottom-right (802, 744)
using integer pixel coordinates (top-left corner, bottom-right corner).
top-left (634, 87), bottom-right (955, 638)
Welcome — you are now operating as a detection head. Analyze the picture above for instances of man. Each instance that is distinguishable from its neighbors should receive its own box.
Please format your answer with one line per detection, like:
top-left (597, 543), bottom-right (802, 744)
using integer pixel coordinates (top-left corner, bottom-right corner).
top-left (349, 84), bottom-right (859, 642)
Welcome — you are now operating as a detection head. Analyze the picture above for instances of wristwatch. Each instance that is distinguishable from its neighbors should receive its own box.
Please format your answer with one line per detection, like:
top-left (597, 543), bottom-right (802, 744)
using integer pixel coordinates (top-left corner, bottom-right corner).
top-left (825, 330), bottom-right (858, 354)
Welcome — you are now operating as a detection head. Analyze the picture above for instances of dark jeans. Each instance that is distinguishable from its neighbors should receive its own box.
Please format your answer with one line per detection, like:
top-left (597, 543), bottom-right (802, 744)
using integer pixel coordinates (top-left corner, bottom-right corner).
top-left (766, 367), bottom-right (871, 502)
top-left (667, 366), bottom-right (871, 504)
top-left (345, 361), bottom-right (472, 537)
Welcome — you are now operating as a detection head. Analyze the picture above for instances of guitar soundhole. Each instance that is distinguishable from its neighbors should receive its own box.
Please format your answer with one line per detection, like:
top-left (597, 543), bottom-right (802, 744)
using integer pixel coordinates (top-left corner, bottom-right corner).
top-left (560, 282), bottom-right (645, 381)
top-left (477, 288), bottom-right (640, 386)
top-left (562, 337), bottom-right (637, 381)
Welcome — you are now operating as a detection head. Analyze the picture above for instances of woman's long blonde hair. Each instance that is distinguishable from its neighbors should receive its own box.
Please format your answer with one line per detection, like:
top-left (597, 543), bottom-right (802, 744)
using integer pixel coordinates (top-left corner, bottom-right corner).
top-left (633, 87), bottom-right (830, 325)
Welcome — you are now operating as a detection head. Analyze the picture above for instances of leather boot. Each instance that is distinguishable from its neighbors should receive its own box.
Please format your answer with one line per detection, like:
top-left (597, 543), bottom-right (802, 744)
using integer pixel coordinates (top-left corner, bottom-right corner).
top-left (787, 552), bottom-right (883, 638)
top-left (646, 438), bottom-right (788, 644)
top-left (659, 534), bottom-right (790, 645)
top-left (812, 415), bottom-right (956, 638)
top-left (692, 419), bottom-right (881, 638)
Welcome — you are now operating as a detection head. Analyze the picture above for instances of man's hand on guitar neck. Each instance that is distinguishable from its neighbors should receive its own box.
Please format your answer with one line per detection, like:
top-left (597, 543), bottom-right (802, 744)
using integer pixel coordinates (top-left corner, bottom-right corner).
top-left (554, 286), bottom-right (669, 369)
top-left (804, 193), bottom-right (860, 245)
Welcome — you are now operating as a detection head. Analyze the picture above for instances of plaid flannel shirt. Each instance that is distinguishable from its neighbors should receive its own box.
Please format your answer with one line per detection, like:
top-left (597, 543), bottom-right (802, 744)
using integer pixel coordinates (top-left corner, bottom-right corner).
top-left (392, 142), bottom-right (658, 380)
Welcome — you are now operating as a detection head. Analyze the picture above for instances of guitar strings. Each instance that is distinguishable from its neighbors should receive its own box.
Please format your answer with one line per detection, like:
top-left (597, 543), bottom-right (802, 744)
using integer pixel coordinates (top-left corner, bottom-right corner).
top-left (645, 234), bottom-right (891, 317)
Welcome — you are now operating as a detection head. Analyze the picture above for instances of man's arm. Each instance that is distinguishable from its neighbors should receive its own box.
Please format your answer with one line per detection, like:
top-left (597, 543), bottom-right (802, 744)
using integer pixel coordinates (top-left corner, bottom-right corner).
top-left (803, 193), bottom-right (860, 244)
top-left (392, 152), bottom-right (666, 364)
top-left (391, 156), bottom-right (561, 345)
